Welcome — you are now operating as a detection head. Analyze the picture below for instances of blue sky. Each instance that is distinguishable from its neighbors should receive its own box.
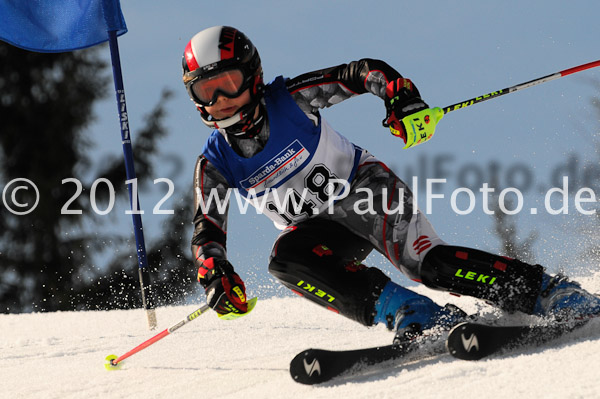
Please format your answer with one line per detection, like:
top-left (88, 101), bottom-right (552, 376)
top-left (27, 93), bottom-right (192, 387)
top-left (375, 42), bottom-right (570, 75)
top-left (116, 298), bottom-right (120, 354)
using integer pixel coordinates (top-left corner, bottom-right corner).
top-left (88, 1), bottom-right (600, 292)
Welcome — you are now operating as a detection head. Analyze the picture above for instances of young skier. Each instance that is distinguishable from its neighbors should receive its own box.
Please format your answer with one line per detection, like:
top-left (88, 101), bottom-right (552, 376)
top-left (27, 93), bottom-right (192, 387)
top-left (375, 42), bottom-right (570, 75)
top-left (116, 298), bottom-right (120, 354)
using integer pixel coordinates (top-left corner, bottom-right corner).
top-left (183, 26), bottom-right (600, 344)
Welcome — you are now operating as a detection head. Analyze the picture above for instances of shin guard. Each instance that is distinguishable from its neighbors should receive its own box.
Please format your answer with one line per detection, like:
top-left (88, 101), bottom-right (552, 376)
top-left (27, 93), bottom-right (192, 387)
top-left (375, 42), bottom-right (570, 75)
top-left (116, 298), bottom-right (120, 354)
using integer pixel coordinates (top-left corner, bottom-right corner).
top-left (420, 245), bottom-right (544, 313)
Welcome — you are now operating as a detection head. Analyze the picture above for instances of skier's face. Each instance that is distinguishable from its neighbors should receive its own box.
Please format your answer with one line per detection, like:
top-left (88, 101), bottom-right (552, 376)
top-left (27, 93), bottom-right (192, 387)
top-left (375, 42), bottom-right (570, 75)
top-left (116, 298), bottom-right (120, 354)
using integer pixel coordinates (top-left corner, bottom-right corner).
top-left (204, 89), bottom-right (251, 120)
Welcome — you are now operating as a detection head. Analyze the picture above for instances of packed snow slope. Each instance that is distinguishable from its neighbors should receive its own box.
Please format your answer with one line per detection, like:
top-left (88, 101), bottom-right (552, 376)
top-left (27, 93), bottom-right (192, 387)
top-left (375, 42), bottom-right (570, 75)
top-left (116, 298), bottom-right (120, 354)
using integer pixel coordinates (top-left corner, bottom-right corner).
top-left (2, 274), bottom-right (600, 399)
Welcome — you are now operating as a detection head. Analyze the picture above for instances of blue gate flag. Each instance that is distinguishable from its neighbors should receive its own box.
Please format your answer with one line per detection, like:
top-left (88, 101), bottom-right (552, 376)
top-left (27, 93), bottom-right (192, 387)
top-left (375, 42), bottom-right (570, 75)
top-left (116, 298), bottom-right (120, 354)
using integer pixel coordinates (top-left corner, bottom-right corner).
top-left (0, 0), bottom-right (127, 53)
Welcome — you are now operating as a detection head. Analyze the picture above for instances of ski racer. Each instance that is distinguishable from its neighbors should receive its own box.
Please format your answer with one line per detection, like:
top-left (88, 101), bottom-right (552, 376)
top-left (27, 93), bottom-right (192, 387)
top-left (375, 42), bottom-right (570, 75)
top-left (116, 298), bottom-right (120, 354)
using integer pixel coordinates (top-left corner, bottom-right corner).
top-left (182, 26), bottom-right (600, 344)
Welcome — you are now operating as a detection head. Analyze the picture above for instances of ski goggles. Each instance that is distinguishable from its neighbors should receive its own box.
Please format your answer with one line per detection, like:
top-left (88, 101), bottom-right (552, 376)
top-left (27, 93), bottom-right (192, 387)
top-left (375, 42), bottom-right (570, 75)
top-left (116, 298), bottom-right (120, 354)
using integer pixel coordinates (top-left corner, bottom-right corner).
top-left (190, 69), bottom-right (247, 106)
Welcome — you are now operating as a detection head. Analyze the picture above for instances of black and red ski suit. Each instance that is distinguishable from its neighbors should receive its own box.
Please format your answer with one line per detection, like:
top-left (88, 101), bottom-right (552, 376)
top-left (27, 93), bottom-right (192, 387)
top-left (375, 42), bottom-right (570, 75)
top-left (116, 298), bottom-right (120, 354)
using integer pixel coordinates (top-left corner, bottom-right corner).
top-left (192, 59), bottom-right (544, 326)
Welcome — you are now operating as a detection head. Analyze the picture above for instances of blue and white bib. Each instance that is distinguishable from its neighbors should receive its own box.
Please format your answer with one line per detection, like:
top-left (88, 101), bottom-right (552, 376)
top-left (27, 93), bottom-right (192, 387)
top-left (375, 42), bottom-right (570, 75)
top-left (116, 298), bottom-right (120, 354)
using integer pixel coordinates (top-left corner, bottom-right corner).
top-left (203, 76), bottom-right (362, 227)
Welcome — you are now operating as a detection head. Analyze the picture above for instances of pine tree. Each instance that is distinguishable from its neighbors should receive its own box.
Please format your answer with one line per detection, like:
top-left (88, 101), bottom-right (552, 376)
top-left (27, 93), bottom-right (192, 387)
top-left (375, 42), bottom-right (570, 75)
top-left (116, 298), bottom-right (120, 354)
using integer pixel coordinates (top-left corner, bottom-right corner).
top-left (0, 43), bottom-right (179, 312)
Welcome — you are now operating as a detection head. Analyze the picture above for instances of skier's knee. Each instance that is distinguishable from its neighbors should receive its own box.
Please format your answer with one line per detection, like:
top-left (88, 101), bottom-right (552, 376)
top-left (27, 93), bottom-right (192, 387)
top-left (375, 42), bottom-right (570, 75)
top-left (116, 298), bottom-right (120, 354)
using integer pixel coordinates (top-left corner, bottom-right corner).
top-left (268, 256), bottom-right (390, 326)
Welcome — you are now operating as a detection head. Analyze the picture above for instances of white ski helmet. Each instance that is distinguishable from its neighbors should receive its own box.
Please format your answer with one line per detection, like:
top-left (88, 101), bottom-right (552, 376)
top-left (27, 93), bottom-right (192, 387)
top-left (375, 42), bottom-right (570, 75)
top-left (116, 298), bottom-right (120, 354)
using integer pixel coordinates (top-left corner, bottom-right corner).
top-left (182, 26), bottom-right (265, 138)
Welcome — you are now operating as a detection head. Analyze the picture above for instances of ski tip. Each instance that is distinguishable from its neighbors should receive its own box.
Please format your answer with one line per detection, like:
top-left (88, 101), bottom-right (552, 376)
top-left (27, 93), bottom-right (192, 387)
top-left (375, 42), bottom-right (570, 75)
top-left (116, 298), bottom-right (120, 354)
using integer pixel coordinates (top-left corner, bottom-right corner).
top-left (104, 354), bottom-right (122, 371)
top-left (447, 322), bottom-right (505, 361)
top-left (446, 322), bottom-right (485, 361)
top-left (290, 349), bottom-right (325, 385)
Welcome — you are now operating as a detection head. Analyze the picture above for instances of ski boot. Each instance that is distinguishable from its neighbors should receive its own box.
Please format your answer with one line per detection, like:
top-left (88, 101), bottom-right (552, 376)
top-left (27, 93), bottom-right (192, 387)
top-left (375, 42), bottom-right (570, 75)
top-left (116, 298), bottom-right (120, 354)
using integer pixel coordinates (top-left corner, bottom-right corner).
top-left (533, 273), bottom-right (600, 321)
top-left (373, 281), bottom-right (467, 345)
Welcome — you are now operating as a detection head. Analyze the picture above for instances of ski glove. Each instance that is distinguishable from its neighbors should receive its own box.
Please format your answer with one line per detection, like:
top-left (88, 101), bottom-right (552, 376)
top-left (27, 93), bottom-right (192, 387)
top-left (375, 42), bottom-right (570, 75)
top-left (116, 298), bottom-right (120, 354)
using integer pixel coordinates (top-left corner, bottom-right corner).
top-left (198, 257), bottom-right (248, 315)
top-left (383, 78), bottom-right (428, 143)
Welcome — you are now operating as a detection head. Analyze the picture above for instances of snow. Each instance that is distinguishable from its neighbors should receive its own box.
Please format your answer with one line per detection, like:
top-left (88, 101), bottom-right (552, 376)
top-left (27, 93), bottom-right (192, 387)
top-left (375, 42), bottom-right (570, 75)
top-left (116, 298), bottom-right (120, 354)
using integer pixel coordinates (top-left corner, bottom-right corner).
top-left (2, 275), bottom-right (600, 399)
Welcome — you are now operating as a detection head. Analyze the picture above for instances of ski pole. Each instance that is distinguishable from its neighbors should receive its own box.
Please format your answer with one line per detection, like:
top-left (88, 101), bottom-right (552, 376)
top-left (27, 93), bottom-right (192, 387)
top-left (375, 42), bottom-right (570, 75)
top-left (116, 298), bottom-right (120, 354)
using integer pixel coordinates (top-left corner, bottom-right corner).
top-left (398, 59), bottom-right (600, 148)
top-left (441, 59), bottom-right (600, 115)
top-left (104, 297), bottom-right (258, 370)
top-left (105, 303), bottom-right (211, 370)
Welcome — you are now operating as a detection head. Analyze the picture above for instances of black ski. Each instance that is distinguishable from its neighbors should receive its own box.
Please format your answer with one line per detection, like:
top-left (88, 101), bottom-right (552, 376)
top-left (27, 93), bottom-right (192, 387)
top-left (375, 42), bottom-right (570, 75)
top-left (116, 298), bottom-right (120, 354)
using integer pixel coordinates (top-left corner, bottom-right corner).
top-left (291, 315), bottom-right (596, 384)
top-left (289, 339), bottom-right (444, 385)
top-left (446, 319), bottom-right (589, 361)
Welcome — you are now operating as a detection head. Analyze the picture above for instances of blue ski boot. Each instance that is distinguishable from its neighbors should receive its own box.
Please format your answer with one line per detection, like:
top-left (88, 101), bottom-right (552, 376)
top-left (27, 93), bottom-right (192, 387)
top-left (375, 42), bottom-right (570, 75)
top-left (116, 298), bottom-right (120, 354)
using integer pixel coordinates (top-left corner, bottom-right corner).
top-left (533, 273), bottom-right (600, 321)
top-left (373, 281), bottom-right (467, 345)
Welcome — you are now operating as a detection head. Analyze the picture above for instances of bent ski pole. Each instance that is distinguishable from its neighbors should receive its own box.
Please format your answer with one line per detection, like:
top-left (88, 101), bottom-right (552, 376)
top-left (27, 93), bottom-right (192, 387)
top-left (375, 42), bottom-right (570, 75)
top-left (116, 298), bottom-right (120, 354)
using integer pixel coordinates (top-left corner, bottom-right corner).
top-left (399, 59), bottom-right (600, 148)
top-left (104, 297), bottom-right (258, 370)
top-left (105, 303), bottom-right (211, 370)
